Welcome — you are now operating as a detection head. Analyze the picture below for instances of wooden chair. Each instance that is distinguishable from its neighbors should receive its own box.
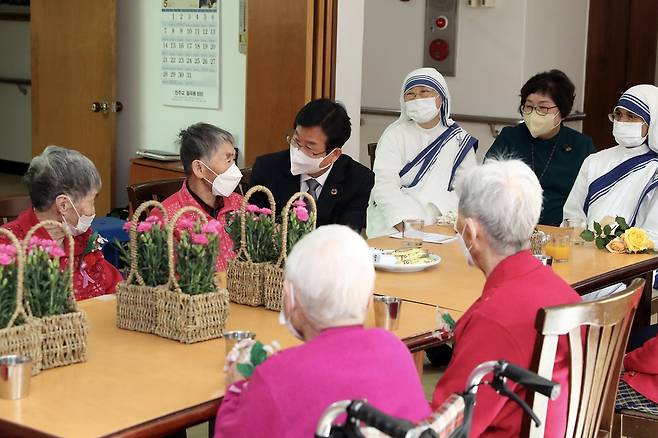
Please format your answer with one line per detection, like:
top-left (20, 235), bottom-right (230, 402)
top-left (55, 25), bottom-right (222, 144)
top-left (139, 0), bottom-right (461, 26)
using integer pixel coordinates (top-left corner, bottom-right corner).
top-left (529, 278), bottom-right (644, 438)
top-left (238, 166), bottom-right (252, 196)
top-left (0, 194), bottom-right (31, 224)
top-left (126, 177), bottom-right (184, 214)
top-left (613, 410), bottom-right (658, 438)
top-left (367, 142), bottom-right (377, 169)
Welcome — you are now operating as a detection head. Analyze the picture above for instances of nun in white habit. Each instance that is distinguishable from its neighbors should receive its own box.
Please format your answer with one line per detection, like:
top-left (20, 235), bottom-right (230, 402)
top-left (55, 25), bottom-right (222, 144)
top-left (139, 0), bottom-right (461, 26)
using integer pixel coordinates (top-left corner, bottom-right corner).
top-left (366, 68), bottom-right (478, 238)
top-left (563, 84), bottom-right (658, 240)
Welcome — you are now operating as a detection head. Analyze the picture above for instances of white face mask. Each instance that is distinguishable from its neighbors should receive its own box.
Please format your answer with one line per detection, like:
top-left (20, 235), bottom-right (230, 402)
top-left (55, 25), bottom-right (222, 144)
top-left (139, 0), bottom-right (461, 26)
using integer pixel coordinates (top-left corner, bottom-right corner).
top-left (523, 112), bottom-right (560, 138)
top-left (455, 222), bottom-right (475, 267)
top-left (278, 283), bottom-right (304, 340)
top-left (613, 121), bottom-right (647, 148)
top-left (62, 196), bottom-right (95, 236)
top-left (405, 97), bottom-right (440, 124)
top-left (289, 146), bottom-right (333, 176)
top-left (200, 162), bottom-right (243, 197)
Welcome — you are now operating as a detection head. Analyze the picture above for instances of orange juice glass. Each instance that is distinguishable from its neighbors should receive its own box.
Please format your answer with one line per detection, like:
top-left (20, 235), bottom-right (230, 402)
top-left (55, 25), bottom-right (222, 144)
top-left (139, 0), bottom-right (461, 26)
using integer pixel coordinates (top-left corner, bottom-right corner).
top-left (544, 235), bottom-right (571, 262)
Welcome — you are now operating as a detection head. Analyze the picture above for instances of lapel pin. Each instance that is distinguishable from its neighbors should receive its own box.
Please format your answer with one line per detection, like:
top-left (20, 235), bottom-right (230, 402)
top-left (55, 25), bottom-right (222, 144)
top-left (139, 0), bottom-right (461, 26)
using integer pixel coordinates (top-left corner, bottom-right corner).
top-left (563, 144), bottom-right (572, 152)
top-left (330, 188), bottom-right (338, 196)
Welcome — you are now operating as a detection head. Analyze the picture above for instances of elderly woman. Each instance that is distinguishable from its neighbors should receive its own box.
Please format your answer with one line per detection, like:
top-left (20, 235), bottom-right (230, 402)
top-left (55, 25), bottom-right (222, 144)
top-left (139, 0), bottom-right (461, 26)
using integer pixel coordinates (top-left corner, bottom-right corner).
top-left (486, 69), bottom-right (596, 226)
top-left (214, 225), bottom-right (431, 437)
top-left (615, 326), bottom-right (658, 416)
top-left (3, 146), bottom-right (122, 300)
top-left (156, 122), bottom-right (242, 271)
top-left (366, 67), bottom-right (478, 238)
top-left (564, 85), bottom-right (658, 238)
top-left (432, 159), bottom-right (580, 437)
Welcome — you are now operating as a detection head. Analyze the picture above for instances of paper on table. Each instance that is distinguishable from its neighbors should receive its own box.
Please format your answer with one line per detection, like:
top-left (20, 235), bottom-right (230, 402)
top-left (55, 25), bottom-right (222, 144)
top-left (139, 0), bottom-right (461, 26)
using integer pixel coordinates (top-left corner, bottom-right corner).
top-left (388, 231), bottom-right (457, 244)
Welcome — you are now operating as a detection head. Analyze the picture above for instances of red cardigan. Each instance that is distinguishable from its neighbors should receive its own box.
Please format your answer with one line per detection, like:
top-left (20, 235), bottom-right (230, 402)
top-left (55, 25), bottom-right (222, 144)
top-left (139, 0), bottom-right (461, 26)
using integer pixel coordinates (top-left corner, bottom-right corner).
top-left (622, 334), bottom-right (658, 403)
top-left (155, 181), bottom-right (242, 272)
top-left (2, 208), bottom-right (122, 301)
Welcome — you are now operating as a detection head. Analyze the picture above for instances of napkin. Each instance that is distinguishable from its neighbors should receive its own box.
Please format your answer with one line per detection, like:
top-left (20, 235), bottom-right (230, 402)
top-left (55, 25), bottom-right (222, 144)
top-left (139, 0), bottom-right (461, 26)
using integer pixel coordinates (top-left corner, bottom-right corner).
top-left (388, 231), bottom-right (456, 244)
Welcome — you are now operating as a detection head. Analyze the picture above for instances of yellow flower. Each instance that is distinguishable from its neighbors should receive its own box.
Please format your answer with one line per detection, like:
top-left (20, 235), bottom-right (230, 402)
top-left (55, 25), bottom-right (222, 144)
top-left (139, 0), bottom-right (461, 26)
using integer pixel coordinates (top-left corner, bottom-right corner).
top-left (605, 237), bottom-right (627, 254)
top-left (621, 227), bottom-right (654, 253)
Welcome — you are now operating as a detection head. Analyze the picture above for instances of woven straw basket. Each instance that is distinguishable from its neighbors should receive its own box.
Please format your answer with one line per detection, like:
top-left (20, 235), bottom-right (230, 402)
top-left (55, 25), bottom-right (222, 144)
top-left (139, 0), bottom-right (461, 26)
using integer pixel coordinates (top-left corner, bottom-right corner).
top-left (116, 201), bottom-right (169, 334)
top-left (226, 185), bottom-right (277, 307)
top-left (262, 192), bottom-right (317, 311)
top-left (24, 220), bottom-right (87, 370)
top-left (154, 206), bottom-right (230, 344)
top-left (0, 228), bottom-right (42, 375)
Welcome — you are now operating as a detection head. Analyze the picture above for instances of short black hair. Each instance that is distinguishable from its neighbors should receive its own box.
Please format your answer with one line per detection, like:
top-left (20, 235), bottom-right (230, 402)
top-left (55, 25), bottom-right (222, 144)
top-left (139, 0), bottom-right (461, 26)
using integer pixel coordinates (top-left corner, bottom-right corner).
top-left (178, 122), bottom-right (234, 176)
top-left (520, 69), bottom-right (575, 118)
top-left (293, 98), bottom-right (351, 150)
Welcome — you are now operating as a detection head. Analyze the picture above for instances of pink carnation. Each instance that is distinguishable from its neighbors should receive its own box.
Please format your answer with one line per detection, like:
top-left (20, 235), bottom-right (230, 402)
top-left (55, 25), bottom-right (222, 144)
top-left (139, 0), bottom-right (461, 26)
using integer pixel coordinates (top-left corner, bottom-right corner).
top-left (145, 215), bottom-right (161, 223)
top-left (259, 208), bottom-right (273, 215)
top-left (294, 205), bottom-right (309, 222)
top-left (46, 246), bottom-right (66, 258)
top-left (177, 217), bottom-right (195, 230)
top-left (0, 253), bottom-right (13, 266)
top-left (246, 204), bottom-right (261, 213)
top-left (122, 221), bottom-right (132, 232)
top-left (136, 221), bottom-right (154, 233)
top-left (0, 244), bottom-right (17, 258)
top-left (191, 233), bottom-right (209, 245)
top-left (292, 199), bottom-right (306, 208)
top-left (202, 220), bottom-right (222, 234)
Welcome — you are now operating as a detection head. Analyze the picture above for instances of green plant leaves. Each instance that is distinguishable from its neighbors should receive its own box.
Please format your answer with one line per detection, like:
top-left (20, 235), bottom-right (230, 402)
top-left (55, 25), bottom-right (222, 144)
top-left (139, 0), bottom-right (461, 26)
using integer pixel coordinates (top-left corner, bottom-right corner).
top-left (580, 229), bottom-right (595, 241)
top-left (616, 216), bottom-right (630, 230)
top-left (595, 236), bottom-right (606, 250)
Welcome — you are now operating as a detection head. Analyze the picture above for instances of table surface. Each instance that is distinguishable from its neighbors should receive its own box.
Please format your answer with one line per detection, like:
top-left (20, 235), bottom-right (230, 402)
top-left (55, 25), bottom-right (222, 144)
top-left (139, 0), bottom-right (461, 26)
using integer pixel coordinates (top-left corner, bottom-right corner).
top-left (0, 295), bottom-right (453, 438)
top-left (370, 226), bottom-right (658, 312)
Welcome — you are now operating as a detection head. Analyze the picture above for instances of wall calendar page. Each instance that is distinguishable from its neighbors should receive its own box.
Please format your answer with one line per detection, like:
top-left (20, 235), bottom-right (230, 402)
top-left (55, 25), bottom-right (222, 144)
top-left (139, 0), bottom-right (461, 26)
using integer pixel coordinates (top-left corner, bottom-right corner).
top-left (161, 0), bottom-right (220, 108)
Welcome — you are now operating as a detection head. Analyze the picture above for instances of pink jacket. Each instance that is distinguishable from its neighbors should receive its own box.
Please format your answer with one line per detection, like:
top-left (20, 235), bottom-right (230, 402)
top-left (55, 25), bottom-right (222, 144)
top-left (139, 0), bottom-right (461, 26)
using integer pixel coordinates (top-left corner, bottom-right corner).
top-left (623, 334), bottom-right (658, 403)
top-left (214, 325), bottom-right (432, 438)
top-left (155, 181), bottom-right (242, 271)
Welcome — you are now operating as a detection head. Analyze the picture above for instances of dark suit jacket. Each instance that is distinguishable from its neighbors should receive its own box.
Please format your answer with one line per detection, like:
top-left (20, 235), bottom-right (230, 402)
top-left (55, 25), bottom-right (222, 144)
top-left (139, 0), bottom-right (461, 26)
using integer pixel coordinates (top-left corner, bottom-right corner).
top-left (250, 150), bottom-right (374, 231)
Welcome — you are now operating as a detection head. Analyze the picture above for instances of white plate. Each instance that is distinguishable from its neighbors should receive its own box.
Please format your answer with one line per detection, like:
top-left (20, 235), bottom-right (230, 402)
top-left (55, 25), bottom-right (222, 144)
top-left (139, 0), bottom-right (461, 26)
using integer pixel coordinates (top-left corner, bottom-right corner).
top-left (371, 250), bottom-right (442, 273)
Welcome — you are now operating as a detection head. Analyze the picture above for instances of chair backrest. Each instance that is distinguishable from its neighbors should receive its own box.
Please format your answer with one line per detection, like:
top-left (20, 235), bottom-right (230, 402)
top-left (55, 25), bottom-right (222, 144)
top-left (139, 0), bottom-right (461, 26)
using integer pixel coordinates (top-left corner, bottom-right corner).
top-left (126, 178), bottom-right (184, 214)
top-left (238, 166), bottom-right (252, 196)
top-left (0, 194), bottom-right (31, 224)
top-left (367, 143), bottom-right (377, 169)
top-left (529, 278), bottom-right (644, 438)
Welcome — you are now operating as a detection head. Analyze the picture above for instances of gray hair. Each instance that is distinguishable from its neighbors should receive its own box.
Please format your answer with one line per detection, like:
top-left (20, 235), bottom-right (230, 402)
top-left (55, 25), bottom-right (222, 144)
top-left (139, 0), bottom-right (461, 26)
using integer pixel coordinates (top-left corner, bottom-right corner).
top-left (455, 158), bottom-right (543, 255)
top-left (24, 146), bottom-right (101, 211)
top-left (178, 122), bottom-right (235, 176)
top-left (284, 225), bottom-right (374, 329)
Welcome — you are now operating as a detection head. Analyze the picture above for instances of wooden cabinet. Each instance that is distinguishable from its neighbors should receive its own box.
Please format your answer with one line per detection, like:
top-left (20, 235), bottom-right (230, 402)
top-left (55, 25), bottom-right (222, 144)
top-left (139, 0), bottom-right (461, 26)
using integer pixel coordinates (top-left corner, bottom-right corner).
top-left (129, 158), bottom-right (185, 184)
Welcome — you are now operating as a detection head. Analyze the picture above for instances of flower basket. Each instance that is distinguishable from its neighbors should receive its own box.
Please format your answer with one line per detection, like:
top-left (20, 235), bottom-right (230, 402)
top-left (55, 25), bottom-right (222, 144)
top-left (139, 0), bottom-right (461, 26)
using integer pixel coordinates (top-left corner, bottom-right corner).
top-left (0, 228), bottom-right (42, 375)
top-left (116, 201), bottom-right (169, 334)
top-left (262, 192), bottom-right (317, 311)
top-left (226, 185), bottom-right (277, 307)
top-left (24, 220), bottom-right (87, 370)
top-left (154, 206), bottom-right (230, 344)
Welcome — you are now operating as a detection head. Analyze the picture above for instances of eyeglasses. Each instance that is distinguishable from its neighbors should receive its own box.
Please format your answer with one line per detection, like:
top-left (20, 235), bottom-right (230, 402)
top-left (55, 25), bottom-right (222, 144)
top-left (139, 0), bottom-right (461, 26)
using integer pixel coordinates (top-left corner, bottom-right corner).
top-left (287, 135), bottom-right (327, 157)
top-left (608, 110), bottom-right (645, 123)
top-left (520, 104), bottom-right (558, 116)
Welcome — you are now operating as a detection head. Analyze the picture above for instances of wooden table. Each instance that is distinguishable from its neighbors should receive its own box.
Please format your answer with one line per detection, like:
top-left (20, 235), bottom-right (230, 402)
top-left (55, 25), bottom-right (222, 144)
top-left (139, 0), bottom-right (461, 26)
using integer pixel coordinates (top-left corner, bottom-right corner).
top-left (0, 296), bottom-right (455, 438)
top-left (370, 226), bottom-right (658, 326)
top-left (129, 158), bottom-right (184, 185)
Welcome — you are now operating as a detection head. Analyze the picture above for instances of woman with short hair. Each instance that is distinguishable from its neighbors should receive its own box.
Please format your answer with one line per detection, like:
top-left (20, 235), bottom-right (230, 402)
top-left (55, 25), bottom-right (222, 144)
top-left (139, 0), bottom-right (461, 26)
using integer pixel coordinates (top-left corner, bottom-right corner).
top-left (156, 122), bottom-right (243, 271)
top-left (486, 69), bottom-right (596, 226)
top-left (214, 225), bottom-right (431, 438)
top-left (3, 145), bottom-right (122, 300)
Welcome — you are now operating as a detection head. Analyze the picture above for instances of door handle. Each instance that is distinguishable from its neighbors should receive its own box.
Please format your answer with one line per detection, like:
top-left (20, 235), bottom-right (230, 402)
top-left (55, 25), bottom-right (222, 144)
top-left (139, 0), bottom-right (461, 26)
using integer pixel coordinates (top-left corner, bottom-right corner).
top-left (91, 101), bottom-right (123, 113)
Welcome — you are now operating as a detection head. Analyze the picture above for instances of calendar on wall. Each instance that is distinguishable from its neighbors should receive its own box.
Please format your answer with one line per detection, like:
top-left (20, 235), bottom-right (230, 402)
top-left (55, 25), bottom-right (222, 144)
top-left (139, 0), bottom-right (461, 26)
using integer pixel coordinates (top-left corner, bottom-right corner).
top-left (161, 0), bottom-right (220, 108)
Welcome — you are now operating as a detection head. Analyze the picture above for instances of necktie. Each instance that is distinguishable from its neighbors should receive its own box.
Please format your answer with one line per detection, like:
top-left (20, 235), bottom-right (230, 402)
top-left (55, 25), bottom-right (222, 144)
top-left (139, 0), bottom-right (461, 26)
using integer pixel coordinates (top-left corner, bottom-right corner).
top-left (306, 178), bottom-right (320, 202)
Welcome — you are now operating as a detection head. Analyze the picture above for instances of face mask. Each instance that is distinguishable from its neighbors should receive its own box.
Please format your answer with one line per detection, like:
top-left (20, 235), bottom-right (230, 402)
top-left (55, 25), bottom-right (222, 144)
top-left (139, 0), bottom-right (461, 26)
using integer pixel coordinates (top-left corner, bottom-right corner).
top-left (523, 112), bottom-right (560, 138)
top-left (278, 283), bottom-right (304, 340)
top-left (613, 121), bottom-right (647, 148)
top-left (455, 222), bottom-right (475, 267)
top-left (289, 146), bottom-right (333, 176)
top-left (405, 97), bottom-right (440, 124)
top-left (62, 196), bottom-right (95, 236)
top-left (200, 162), bottom-right (243, 197)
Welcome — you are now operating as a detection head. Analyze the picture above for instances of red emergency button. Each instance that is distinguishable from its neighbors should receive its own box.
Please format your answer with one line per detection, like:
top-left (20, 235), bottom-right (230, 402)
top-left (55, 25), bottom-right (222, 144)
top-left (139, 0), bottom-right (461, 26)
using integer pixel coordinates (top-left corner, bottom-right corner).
top-left (435, 16), bottom-right (448, 29)
top-left (429, 39), bottom-right (450, 61)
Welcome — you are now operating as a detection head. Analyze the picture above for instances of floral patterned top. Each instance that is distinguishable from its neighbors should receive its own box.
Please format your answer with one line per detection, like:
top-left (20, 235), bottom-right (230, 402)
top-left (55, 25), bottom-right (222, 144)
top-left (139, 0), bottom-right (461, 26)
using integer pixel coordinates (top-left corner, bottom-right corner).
top-left (155, 180), bottom-right (243, 271)
top-left (2, 208), bottom-right (123, 301)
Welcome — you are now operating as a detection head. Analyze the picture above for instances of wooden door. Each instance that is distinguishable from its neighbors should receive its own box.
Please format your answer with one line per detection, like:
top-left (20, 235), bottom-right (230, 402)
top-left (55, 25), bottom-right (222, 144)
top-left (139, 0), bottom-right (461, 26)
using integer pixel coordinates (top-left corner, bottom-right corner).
top-left (583, 0), bottom-right (658, 150)
top-left (31, 0), bottom-right (117, 216)
top-left (244, 0), bottom-right (337, 165)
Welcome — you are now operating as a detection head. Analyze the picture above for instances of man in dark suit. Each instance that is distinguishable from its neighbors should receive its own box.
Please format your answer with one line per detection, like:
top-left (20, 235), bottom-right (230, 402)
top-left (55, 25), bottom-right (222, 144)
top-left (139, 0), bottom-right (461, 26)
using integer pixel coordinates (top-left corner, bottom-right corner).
top-left (250, 99), bottom-right (374, 232)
